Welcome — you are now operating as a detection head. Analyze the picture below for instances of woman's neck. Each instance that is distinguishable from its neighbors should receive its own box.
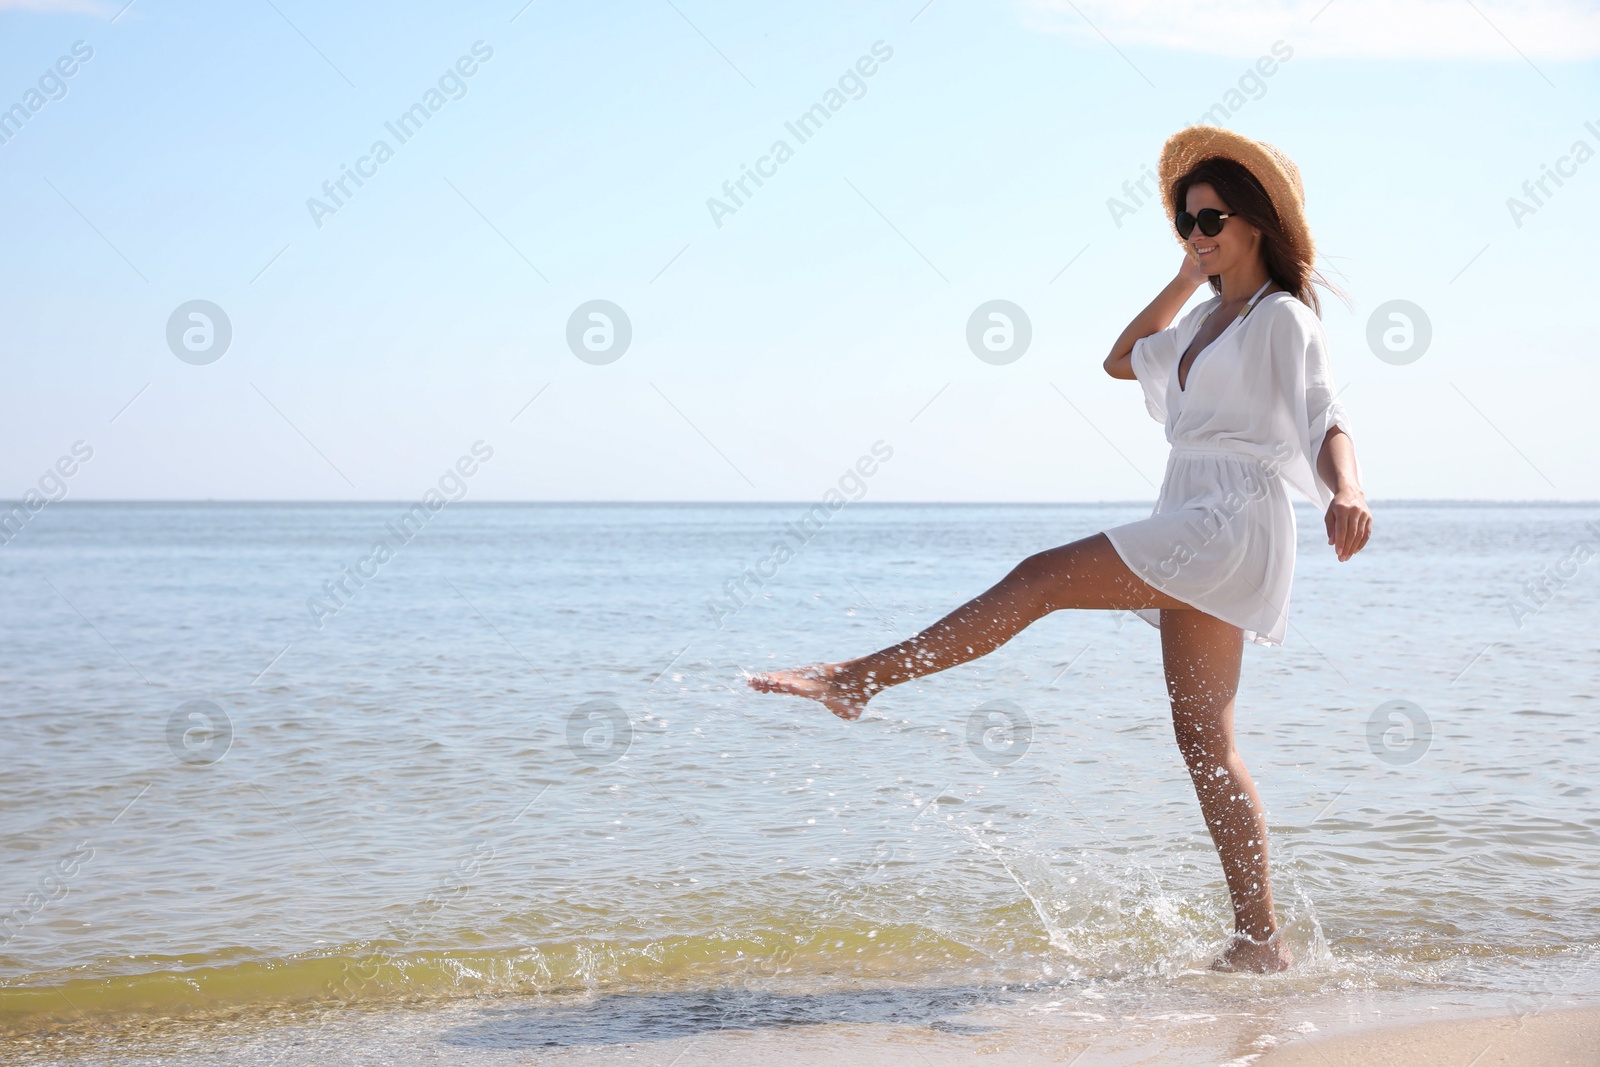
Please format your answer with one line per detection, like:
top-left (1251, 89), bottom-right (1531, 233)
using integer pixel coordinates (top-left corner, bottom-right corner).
top-left (1217, 263), bottom-right (1273, 305)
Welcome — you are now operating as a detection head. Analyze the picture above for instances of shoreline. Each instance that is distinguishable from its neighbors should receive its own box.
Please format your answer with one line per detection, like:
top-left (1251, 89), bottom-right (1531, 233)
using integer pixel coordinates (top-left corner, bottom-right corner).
top-left (8, 986), bottom-right (1600, 1066)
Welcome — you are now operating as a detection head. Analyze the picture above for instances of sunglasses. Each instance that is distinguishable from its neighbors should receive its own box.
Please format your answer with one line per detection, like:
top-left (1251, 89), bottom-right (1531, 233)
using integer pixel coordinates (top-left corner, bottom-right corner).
top-left (1174, 208), bottom-right (1234, 240)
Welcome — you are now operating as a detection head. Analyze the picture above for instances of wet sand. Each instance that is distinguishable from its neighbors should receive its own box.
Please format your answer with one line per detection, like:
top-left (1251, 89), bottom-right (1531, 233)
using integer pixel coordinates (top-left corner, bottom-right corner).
top-left (14, 993), bottom-right (1600, 1066)
top-left (1256, 1004), bottom-right (1600, 1066)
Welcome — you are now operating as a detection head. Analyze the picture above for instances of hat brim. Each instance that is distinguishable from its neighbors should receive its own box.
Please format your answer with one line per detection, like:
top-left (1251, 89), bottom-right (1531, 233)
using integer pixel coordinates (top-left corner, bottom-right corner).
top-left (1158, 125), bottom-right (1315, 269)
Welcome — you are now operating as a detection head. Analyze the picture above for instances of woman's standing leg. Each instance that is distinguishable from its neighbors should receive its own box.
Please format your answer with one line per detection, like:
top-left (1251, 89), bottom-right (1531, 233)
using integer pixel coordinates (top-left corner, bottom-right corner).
top-left (748, 532), bottom-right (1188, 719)
top-left (1159, 607), bottom-right (1292, 972)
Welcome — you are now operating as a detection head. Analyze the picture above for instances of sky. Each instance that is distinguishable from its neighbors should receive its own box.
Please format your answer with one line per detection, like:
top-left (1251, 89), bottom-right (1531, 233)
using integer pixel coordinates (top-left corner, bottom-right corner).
top-left (2, 0), bottom-right (1598, 503)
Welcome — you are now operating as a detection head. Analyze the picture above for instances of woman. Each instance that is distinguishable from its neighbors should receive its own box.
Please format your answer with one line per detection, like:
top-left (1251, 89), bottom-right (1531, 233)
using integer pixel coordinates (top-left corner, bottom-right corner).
top-left (748, 126), bottom-right (1372, 974)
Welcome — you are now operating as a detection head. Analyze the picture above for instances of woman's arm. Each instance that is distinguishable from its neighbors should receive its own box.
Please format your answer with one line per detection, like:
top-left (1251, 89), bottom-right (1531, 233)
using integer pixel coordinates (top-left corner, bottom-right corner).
top-left (1103, 252), bottom-right (1210, 379)
top-left (1317, 425), bottom-right (1372, 562)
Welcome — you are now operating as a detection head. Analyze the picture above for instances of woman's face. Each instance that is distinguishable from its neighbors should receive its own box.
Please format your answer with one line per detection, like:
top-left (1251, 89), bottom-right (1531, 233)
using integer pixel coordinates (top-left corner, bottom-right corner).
top-left (1182, 182), bottom-right (1260, 279)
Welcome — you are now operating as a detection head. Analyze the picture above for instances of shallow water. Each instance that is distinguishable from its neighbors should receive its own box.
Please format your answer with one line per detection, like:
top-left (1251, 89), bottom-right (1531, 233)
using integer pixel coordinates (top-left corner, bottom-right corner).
top-left (2, 502), bottom-right (1598, 1060)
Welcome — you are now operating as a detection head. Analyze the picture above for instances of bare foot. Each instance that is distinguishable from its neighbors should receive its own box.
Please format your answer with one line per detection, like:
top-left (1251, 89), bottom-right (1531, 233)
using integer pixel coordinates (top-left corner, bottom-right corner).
top-left (747, 663), bottom-right (877, 721)
top-left (1210, 931), bottom-right (1294, 974)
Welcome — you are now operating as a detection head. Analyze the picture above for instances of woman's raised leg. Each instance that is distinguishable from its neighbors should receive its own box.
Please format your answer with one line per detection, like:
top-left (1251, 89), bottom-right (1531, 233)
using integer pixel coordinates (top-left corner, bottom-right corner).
top-left (747, 533), bottom-right (1187, 720)
top-left (1159, 606), bottom-right (1292, 973)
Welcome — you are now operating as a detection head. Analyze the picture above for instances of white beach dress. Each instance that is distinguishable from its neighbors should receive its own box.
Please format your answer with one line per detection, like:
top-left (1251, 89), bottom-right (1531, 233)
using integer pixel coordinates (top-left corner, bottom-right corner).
top-left (1102, 281), bottom-right (1357, 646)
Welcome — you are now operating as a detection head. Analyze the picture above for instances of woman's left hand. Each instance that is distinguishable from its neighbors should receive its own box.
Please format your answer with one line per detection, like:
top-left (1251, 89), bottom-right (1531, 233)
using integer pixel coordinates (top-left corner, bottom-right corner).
top-left (1324, 489), bottom-right (1371, 562)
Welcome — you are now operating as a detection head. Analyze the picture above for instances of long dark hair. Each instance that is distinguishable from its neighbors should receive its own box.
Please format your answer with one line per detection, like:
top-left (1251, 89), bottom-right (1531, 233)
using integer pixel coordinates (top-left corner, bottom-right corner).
top-left (1170, 157), bottom-right (1347, 317)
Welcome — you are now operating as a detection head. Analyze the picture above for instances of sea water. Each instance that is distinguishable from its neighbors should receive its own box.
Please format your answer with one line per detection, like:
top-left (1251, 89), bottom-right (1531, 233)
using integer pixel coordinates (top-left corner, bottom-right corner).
top-left (2, 502), bottom-right (1598, 1062)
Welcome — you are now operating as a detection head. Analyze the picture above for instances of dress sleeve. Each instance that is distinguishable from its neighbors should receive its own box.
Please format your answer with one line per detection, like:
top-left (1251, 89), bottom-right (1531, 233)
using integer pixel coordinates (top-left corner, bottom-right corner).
top-left (1264, 301), bottom-right (1362, 511)
top-left (1304, 312), bottom-right (1356, 458)
top-left (1129, 299), bottom-right (1210, 424)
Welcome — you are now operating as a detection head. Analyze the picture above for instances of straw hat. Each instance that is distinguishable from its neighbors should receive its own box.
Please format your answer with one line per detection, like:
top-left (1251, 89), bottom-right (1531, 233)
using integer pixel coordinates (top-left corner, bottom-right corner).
top-left (1157, 125), bottom-right (1314, 269)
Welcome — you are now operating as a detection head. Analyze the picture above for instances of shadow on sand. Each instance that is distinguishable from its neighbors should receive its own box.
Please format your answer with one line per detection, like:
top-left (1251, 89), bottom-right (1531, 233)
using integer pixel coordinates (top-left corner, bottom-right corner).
top-left (439, 983), bottom-right (1022, 1049)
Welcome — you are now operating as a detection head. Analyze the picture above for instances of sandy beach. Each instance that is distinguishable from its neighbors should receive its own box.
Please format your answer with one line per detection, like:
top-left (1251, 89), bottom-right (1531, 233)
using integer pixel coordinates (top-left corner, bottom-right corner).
top-left (1257, 1005), bottom-right (1600, 1066)
top-left (11, 984), bottom-right (1600, 1066)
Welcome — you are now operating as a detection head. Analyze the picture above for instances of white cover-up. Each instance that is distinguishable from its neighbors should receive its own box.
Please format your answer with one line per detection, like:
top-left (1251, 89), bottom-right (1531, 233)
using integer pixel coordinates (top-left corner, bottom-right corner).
top-left (1102, 284), bottom-right (1357, 646)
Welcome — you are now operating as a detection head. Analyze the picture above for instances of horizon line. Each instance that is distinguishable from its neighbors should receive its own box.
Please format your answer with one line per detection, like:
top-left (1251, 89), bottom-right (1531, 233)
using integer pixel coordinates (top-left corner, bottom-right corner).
top-left (18, 498), bottom-right (1600, 507)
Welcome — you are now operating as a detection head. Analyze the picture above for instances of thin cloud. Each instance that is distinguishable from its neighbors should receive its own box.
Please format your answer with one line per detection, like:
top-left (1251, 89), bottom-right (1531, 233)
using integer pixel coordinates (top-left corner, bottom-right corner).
top-left (0, 0), bottom-right (115, 13)
top-left (1020, 0), bottom-right (1600, 61)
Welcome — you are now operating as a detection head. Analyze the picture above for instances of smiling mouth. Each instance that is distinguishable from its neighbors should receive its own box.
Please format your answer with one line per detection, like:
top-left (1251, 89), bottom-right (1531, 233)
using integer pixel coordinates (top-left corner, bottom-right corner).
top-left (1194, 245), bottom-right (1218, 257)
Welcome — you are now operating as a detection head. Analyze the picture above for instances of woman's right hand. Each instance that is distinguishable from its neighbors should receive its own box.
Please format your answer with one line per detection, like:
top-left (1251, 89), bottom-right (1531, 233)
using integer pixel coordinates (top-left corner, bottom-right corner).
top-left (1103, 255), bottom-right (1211, 378)
top-left (1176, 248), bottom-right (1209, 287)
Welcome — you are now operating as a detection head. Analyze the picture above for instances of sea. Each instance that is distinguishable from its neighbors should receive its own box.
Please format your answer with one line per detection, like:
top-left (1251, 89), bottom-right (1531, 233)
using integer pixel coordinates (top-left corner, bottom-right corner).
top-left (2, 501), bottom-right (1598, 1065)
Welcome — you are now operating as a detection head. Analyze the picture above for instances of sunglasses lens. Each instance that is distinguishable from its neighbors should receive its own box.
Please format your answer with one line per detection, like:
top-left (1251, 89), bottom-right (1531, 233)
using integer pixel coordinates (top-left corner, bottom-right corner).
top-left (1175, 213), bottom-right (1195, 240)
top-left (1198, 209), bottom-right (1225, 237)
